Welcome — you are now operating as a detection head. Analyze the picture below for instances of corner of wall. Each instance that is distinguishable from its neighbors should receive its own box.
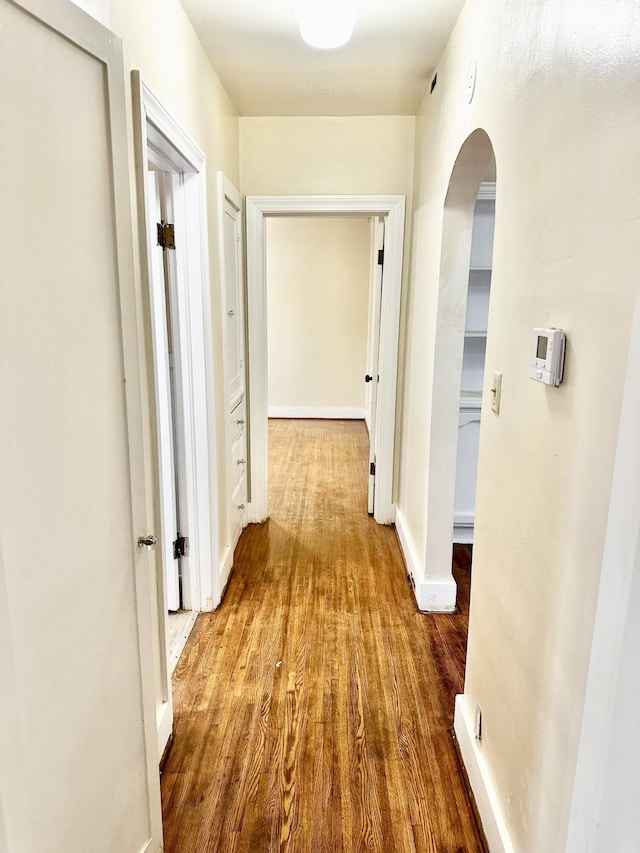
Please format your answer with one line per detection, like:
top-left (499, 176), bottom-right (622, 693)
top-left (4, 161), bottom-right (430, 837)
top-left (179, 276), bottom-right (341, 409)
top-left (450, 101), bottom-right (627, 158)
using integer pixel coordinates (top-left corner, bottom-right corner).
top-left (395, 507), bottom-right (457, 612)
top-left (454, 694), bottom-right (515, 853)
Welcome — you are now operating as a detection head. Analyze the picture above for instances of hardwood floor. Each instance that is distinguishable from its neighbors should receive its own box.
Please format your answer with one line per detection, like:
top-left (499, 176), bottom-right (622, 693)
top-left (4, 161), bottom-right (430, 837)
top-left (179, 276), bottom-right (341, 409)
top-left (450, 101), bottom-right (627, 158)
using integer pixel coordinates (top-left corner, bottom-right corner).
top-left (161, 419), bottom-right (487, 852)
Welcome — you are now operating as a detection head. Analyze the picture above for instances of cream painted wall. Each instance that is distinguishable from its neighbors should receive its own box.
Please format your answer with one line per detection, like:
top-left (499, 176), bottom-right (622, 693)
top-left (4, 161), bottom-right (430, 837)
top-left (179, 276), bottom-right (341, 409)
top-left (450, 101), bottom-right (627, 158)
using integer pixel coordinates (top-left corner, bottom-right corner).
top-left (266, 217), bottom-right (370, 412)
top-left (240, 117), bottom-right (415, 198)
top-left (398, 1), bottom-right (640, 851)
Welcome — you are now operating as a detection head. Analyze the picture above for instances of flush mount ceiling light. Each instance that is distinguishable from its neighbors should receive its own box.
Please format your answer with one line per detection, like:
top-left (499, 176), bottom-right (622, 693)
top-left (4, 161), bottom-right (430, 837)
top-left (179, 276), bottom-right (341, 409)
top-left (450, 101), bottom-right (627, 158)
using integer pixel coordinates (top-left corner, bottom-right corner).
top-left (295, 0), bottom-right (359, 49)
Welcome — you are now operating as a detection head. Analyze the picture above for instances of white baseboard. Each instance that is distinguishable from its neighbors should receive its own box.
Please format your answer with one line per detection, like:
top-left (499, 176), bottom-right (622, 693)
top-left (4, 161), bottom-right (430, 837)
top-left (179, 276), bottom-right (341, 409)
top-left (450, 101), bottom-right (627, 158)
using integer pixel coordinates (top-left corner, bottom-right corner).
top-left (168, 609), bottom-right (198, 674)
top-left (454, 695), bottom-right (515, 853)
top-left (395, 505), bottom-right (421, 590)
top-left (419, 577), bottom-right (457, 612)
top-left (156, 698), bottom-right (173, 761)
top-left (246, 500), bottom-right (266, 525)
top-left (268, 406), bottom-right (366, 420)
top-left (219, 543), bottom-right (234, 597)
top-left (395, 508), bottom-right (457, 612)
top-left (454, 525), bottom-right (475, 545)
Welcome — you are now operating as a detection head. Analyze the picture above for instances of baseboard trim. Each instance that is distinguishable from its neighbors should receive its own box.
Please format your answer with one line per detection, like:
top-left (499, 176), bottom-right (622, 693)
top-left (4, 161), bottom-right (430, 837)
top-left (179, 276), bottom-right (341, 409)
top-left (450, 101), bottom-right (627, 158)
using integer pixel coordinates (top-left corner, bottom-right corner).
top-left (454, 525), bottom-right (475, 545)
top-left (395, 508), bottom-right (457, 612)
top-left (395, 506), bottom-right (421, 597)
top-left (220, 542), bottom-right (234, 594)
top-left (168, 609), bottom-right (198, 675)
top-left (268, 406), bottom-right (366, 420)
top-left (454, 695), bottom-right (515, 853)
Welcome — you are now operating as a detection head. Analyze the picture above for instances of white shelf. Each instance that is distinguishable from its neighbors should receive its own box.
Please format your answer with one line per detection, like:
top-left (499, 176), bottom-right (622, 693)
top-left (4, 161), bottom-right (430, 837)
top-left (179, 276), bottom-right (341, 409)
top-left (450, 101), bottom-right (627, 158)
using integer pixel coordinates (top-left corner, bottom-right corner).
top-left (461, 337), bottom-right (486, 394)
top-left (466, 269), bottom-right (490, 332)
top-left (469, 198), bottom-right (496, 269)
top-left (460, 391), bottom-right (482, 410)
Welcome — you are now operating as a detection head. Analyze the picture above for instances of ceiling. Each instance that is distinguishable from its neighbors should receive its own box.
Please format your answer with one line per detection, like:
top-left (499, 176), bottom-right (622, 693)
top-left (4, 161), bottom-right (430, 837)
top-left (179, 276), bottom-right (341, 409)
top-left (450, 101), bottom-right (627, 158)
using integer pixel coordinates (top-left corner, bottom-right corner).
top-left (179, 0), bottom-right (466, 116)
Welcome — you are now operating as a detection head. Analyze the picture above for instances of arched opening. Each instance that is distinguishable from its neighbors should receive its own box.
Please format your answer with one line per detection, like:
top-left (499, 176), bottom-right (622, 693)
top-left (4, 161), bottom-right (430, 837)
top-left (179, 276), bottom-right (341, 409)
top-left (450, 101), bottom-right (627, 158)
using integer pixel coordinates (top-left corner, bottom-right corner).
top-left (420, 129), bottom-right (496, 612)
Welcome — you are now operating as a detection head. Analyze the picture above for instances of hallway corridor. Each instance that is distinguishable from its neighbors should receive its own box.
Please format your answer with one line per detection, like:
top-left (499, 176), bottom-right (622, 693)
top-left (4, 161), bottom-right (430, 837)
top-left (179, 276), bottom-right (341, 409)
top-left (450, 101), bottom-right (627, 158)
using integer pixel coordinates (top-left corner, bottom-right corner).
top-left (161, 420), bottom-right (487, 852)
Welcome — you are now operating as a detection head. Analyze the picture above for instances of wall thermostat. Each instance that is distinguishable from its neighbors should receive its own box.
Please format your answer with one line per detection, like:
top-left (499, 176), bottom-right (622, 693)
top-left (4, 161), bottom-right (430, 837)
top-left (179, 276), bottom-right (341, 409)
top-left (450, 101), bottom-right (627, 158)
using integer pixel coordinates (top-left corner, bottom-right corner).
top-left (530, 328), bottom-right (566, 386)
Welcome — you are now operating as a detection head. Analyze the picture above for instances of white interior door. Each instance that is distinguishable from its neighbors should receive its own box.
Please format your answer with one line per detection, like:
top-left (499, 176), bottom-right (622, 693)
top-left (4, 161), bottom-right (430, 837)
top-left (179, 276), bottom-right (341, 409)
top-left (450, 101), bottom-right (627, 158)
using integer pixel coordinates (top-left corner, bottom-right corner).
top-left (222, 194), bottom-right (246, 410)
top-left (146, 170), bottom-right (181, 611)
top-left (219, 177), bottom-right (247, 565)
top-left (0, 2), bottom-right (161, 850)
top-left (367, 218), bottom-right (385, 514)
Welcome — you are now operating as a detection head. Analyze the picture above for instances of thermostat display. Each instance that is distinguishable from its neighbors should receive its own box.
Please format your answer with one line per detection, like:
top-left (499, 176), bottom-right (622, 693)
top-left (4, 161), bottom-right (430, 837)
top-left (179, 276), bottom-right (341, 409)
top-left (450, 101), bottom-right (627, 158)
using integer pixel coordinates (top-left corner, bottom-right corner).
top-left (530, 328), bottom-right (566, 387)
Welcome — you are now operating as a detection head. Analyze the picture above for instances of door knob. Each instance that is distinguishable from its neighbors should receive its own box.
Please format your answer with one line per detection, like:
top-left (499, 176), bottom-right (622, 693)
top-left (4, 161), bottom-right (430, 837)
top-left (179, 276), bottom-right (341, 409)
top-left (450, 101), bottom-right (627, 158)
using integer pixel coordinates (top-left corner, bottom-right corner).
top-left (365, 374), bottom-right (373, 382)
top-left (137, 535), bottom-right (157, 550)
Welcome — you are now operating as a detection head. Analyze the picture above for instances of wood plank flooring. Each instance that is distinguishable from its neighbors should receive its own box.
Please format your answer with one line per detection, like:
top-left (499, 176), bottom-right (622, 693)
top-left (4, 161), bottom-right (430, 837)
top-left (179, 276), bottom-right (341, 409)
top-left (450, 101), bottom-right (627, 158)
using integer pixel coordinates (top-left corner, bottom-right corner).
top-left (161, 419), bottom-right (487, 852)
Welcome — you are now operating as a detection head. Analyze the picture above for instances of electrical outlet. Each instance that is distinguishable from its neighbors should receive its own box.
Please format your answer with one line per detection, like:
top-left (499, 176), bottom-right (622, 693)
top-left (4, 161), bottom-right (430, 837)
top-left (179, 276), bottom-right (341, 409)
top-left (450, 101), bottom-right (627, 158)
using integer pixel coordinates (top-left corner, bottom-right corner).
top-left (491, 371), bottom-right (502, 414)
top-left (474, 704), bottom-right (483, 742)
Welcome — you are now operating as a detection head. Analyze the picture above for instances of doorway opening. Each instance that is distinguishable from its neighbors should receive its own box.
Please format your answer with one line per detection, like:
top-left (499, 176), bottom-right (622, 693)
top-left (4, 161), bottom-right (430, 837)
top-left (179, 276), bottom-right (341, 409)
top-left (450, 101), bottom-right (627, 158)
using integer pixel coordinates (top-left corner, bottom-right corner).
top-left (417, 130), bottom-right (496, 613)
top-left (453, 177), bottom-right (496, 563)
top-left (133, 73), bottom-right (219, 759)
top-left (264, 214), bottom-right (383, 513)
top-left (246, 195), bottom-right (406, 527)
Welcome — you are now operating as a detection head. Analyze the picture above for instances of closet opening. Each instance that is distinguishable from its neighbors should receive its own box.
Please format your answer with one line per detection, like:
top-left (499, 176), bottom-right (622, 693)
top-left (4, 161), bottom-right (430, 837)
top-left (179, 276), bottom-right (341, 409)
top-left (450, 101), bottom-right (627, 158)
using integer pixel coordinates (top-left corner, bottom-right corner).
top-left (133, 73), bottom-right (218, 760)
top-left (419, 129), bottom-right (496, 613)
top-left (453, 174), bottom-right (496, 578)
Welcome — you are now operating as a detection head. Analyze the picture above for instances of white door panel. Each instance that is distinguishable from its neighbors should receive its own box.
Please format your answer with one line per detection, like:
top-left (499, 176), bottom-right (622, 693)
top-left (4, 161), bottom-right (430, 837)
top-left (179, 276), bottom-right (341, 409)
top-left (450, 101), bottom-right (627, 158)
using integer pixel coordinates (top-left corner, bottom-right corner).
top-left (222, 198), bottom-right (245, 409)
top-left (367, 218), bottom-right (385, 515)
top-left (0, 3), bottom-right (160, 851)
top-left (219, 175), bottom-right (247, 569)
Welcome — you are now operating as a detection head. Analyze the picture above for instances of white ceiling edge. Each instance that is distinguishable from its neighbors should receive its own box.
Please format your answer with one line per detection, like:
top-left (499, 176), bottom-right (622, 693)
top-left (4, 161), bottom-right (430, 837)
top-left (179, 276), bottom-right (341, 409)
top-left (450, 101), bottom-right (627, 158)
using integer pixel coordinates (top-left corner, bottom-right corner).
top-left (180, 0), bottom-right (466, 117)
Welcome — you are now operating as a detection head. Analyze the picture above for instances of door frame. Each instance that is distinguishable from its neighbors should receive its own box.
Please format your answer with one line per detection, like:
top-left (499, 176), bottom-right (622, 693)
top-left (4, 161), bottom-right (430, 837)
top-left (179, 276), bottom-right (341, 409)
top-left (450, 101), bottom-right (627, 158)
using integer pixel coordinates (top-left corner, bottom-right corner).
top-left (245, 195), bottom-right (405, 525)
top-left (132, 74), bottom-right (220, 751)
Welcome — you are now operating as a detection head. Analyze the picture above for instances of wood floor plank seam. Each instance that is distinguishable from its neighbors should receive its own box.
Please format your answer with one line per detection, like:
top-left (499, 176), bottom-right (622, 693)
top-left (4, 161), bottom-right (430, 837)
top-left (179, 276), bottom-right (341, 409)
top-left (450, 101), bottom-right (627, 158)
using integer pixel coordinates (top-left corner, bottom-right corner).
top-left (161, 420), bottom-right (487, 852)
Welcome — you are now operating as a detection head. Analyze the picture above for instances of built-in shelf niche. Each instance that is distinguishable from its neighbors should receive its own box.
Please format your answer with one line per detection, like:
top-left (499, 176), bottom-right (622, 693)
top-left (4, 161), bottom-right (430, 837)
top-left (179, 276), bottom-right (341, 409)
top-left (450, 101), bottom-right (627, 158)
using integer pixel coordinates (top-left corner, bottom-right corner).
top-left (454, 183), bottom-right (495, 543)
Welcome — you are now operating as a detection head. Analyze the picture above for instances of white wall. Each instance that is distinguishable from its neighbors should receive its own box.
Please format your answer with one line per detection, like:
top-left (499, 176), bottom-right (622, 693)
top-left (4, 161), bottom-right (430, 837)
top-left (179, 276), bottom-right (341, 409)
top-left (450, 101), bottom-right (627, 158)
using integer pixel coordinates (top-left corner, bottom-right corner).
top-left (266, 216), bottom-right (370, 416)
top-left (240, 116), bottom-right (415, 198)
top-left (397, 0), bottom-right (640, 850)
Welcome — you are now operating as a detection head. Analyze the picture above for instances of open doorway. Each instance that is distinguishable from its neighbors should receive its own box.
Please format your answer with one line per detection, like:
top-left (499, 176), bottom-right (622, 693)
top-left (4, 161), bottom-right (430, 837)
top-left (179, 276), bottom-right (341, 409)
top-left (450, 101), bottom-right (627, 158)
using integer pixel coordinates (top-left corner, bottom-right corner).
top-left (246, 195), bottom-right (406, 527)
top-left (264, 215), bottom-right (378, 509)
top-left (453, 178), bottom-right (496, 548)
top-left (264, 215), bottom-right (382, 511)
top-left (145, 168), bottom-right (195, 653)
top-left (133, 74), bottom-right (219, 759)
top-left (417, 131), bottom-right (496, 613)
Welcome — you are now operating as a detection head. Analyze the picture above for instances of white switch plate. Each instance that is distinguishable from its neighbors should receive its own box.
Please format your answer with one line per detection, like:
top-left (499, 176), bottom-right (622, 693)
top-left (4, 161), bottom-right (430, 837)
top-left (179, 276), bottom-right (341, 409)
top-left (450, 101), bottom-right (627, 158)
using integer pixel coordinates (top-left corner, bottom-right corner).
top-left (491, 371), bottom-right (502, 414)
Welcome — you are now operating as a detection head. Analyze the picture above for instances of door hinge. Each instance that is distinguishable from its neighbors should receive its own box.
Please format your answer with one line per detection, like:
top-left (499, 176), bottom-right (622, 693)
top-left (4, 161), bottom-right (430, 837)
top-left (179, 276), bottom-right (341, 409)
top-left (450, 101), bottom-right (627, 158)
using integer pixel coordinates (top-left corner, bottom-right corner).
top-left (370, 462), bottom-right (376, 476)
top-left (377, 248), bottom-right (384, 265)
top-left (173, 535), bottom-right (189, 559)
top-left (157, 221), bottom-right (176, 250)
